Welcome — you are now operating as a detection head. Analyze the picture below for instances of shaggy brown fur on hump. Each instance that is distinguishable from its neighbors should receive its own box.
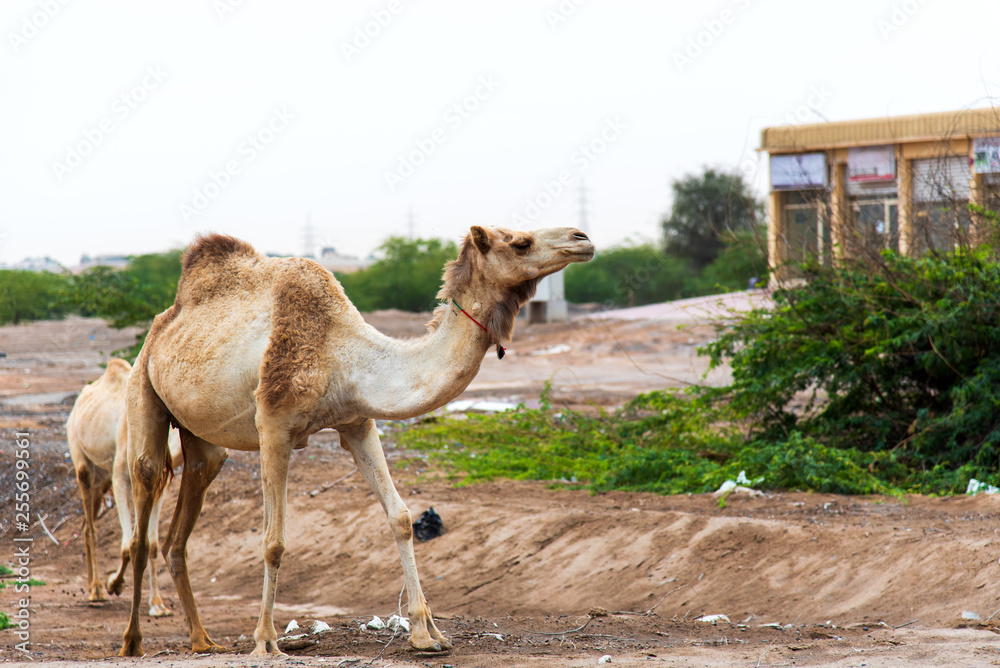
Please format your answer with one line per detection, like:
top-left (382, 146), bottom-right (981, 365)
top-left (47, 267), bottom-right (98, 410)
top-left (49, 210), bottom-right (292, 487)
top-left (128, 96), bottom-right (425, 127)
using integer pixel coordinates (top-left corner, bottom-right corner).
top-left (258, 260), bottom-right (338, 409)
top-left (176, 234), bottom-right (261, 308)
top-left (182, 233), bottom-right (257, 273)
top-left (434, 236), bottom-right (541, 344)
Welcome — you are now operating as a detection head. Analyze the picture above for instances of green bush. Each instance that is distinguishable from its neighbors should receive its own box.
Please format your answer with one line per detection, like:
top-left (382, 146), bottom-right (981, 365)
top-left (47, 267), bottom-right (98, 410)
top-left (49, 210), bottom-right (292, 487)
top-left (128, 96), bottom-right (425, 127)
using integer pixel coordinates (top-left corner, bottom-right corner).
top-left (564, 244), bottom-right (692, 307)
top-left (338, 237), bottom-right (457, 312)
top-left (401, 247), bottom-right (1000, 496)
top-left (703, 247), bottom-right (1000, 482)
top-left (0, 270), bottom-right (72, 325)
top-left (63, 251), bottom-right (182, 360)
top-left (690, 229), bottom-right (769, 294)
top-left (399, 385), bottom-right (897, 496)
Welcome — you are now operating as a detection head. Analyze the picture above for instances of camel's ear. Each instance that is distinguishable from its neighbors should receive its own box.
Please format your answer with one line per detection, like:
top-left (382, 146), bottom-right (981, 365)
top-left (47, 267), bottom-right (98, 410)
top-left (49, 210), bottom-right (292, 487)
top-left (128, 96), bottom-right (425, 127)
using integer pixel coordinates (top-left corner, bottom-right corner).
top-left (470, 226), bottom-right (491, 255)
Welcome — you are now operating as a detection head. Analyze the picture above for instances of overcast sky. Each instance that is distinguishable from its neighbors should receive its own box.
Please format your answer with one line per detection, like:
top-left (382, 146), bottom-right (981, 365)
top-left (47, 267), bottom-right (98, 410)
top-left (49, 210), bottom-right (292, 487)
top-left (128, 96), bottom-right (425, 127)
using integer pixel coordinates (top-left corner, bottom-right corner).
top-left (2, 0), bottom-right (998, 267)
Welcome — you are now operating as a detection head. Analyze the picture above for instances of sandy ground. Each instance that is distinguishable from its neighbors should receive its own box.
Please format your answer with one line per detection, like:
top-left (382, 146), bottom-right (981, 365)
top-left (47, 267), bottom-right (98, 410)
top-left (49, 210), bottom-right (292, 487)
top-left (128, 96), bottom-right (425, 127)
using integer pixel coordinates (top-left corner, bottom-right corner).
top-left (3, 313), bottom-right (1000, 667)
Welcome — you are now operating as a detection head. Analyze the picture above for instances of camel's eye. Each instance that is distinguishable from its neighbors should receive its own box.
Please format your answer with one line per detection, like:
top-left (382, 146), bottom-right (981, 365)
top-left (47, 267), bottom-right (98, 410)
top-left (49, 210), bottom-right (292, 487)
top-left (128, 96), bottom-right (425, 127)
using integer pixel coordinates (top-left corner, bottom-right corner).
top-left (511, 239), bottom-right (532, 251)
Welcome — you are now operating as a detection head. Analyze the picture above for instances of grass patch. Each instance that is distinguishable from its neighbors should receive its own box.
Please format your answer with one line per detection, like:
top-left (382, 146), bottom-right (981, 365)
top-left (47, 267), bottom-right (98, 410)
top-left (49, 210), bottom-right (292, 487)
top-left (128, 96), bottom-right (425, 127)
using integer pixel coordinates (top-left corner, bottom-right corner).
top-left (399, 385), bottom-right (906, 496)
top-left (0, 612), bottom-right (13, 631)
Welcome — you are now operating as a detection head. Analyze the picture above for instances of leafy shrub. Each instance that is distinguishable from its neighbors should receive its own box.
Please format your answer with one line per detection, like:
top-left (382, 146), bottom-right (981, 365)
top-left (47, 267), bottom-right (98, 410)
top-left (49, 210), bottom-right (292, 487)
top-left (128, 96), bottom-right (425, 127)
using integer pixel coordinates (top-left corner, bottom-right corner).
top-left (690, 229), bottom-right (769, 294)
top-left (0, 270), bottom-right (72, 325)
top-left (564, 244), bottom-right (692, 307)
top-left (402, 246), bottom-right (1000, 496)
top-left (703, 247), bottom-right (1000, 482)
top-left (338, 237), bottom-right (457, 313)
top-left (63, 251), bottom-right (182, 360)
top-left (399, 385), bottom-right (898, 495)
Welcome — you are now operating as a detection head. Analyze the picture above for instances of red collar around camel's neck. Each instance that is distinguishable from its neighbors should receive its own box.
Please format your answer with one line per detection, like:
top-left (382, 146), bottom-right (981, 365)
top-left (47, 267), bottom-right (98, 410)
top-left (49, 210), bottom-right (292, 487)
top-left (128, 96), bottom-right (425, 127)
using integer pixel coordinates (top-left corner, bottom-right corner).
top-left (450, 299), bottom-right (506, 360)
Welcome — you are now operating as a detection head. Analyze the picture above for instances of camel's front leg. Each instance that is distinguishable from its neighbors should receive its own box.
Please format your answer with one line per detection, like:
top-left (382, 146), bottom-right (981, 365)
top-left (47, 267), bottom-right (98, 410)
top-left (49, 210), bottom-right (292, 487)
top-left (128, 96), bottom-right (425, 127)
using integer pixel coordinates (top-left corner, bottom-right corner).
top-left (251, 426), bottom-right (293, 657)
top-left (107, 437), bottom-right (133, 598)
top-left (75, 463), bottom-right (109, 603)
top-left (341, 420), bottom-right (452, 652)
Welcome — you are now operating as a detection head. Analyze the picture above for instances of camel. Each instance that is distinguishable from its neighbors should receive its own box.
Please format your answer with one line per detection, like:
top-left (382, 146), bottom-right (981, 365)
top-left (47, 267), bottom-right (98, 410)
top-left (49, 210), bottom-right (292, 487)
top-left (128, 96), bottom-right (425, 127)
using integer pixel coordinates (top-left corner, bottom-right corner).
top-left (118, 225), bottom-right (594, 657)
top-left (66, 358), bottom-right (182, 616)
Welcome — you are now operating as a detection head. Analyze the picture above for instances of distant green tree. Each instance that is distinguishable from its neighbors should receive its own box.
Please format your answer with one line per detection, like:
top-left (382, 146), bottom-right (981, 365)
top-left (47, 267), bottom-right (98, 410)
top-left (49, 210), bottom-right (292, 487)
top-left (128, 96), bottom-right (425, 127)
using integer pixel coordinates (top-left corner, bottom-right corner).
top-left (565, 244), bottom-right (692, 307)
top-left (337, 237), bottom-right (458, 313)
top-left (65, 250), bottom-right (182, 359)
top-left (662, 168), bottom-right (764, 271)
top-left (0, 270), bottom-right (72, 325)
top-left (690, 229), bottom-right (769, 294)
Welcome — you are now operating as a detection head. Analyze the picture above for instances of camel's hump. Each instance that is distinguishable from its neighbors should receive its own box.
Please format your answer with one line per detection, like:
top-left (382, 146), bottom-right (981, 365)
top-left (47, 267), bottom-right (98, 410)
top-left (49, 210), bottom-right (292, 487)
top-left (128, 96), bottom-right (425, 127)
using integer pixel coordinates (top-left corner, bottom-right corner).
top-left (183, 233), bottom-right (258, 274)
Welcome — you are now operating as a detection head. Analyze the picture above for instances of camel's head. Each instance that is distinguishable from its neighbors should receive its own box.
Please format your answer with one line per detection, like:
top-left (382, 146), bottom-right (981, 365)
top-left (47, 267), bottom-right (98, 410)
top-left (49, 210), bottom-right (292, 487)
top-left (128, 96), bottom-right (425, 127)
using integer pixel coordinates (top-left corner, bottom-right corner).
top-left (461, 225), bottom-right (595, 288)
top-left (437, 226), bottom-right (595, 345)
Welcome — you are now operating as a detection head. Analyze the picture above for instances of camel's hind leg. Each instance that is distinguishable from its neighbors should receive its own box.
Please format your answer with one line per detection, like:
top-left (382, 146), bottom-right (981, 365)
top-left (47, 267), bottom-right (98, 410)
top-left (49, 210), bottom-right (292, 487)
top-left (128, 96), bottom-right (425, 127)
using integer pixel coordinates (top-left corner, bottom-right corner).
top-left (73, 458), bottom-right (111, 603)
top-left (119, 367), bottom-right (171, 658)
top-left (160, 429), bottom-right (227, 653)
top-left (340, 419), bottom-right (451, 652)
top-left (107, 418), bottom-right (175, 616)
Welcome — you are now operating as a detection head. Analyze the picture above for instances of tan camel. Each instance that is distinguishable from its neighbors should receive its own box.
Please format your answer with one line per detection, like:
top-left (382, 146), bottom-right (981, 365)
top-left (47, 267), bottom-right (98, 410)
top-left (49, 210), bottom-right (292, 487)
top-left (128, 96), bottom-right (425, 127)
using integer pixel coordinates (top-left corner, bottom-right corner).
top-left (118, 225), bottom-right (594, 657)
top-left (66, 358), bottom-right (181, 615)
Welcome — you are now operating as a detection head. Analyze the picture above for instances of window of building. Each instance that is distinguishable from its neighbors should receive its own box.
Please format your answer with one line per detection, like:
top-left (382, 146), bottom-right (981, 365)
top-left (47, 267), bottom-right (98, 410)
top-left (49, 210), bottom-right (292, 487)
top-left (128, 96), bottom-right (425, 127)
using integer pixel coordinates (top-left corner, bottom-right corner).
top-left (912, 157), bottom-right (972, 252)
top-left (851, 196), bottom-right (899, 253)
top-left (782, 191), bottom-right (831, 268)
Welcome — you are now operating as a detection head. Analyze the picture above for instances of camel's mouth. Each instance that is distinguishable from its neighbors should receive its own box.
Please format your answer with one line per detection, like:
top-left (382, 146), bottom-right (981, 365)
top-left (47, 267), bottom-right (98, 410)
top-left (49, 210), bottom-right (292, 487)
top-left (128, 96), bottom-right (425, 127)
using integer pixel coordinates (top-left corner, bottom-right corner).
top-left (558, 245), bottom-right (596, 262)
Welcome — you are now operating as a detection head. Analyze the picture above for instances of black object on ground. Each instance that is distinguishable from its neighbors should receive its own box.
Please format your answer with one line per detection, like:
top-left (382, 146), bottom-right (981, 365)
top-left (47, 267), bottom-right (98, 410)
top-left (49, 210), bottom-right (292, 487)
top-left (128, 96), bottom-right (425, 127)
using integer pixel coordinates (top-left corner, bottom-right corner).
top-left (412, 507), bottom-right (445, 542)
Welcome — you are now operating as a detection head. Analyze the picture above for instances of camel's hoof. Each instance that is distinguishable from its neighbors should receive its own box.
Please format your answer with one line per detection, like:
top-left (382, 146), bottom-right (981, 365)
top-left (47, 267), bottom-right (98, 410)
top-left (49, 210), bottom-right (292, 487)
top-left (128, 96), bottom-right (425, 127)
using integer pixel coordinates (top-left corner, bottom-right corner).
top-left (87, 591), bottom-right (108, 604)
top-left (409, 636), bottom-right (451, 652)
top-left (148, 604), bottom-right (174, 617)
top-left (119, 640), bottom-right (145, 657)
top-left (191, 641), bottom-right (224, 654)
top-left (250, 641), bottom-right (286, 657)
top-left (106, 576), bottom-right (125, 597)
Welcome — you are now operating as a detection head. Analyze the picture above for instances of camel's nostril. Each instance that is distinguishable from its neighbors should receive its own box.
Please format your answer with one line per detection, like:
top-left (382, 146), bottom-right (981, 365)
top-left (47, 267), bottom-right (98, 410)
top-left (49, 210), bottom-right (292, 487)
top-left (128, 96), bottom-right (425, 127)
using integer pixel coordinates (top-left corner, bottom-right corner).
top-left (572, 232), bottom-right (590, 241)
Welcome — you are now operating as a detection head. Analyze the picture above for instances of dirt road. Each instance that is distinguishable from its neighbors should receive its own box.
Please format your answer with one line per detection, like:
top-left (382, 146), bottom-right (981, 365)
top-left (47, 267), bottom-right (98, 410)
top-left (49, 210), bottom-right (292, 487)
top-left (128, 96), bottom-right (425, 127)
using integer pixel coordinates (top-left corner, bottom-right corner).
top-left (3, 314), bottom-right (1000, 667)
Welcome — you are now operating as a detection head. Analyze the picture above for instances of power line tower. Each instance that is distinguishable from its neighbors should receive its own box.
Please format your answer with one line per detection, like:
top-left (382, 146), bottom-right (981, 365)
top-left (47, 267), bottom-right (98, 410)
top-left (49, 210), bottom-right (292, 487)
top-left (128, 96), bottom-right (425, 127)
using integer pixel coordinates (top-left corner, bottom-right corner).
top-left (577, 180), bottom-right (590, 234)
top-left (407, 206), bottom-right (417, 239)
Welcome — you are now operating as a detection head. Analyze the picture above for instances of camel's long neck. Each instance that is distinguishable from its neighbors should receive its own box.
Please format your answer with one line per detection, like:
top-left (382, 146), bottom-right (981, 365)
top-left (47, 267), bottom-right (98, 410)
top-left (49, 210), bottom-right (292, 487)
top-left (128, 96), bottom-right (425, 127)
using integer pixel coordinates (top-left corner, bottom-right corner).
top-left (345, 299), bottom-right (496, 420)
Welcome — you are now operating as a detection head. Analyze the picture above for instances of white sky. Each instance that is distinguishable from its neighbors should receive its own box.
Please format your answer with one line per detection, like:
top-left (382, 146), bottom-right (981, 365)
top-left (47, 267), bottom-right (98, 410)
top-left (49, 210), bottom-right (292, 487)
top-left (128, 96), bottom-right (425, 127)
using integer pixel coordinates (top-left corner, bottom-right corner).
top-left (2, 0), bottom-right (999, 267)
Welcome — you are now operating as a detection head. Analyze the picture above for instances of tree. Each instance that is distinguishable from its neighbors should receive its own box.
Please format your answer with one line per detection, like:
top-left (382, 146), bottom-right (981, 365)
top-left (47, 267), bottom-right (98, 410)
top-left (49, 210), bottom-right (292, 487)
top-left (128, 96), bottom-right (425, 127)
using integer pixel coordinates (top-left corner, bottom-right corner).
top-left (65, 250), bottom-right (182, 359)
top-left (0, 270), bottom-right (72, 325)
top-left (337, 237), bottom-right (458, 313)
top-left (690, 229), bottom-right (769, 294)
top-left (662, 168), bottom-right (764, 271)
top-left (564, 244), bottom-right (692, 307)
top-left (703, 246), bottom-right (1000, 484)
